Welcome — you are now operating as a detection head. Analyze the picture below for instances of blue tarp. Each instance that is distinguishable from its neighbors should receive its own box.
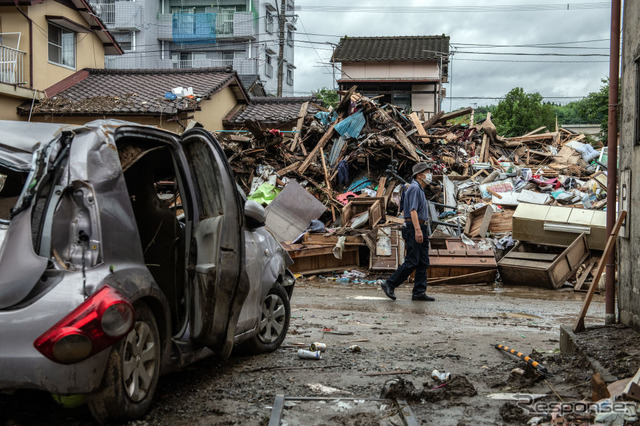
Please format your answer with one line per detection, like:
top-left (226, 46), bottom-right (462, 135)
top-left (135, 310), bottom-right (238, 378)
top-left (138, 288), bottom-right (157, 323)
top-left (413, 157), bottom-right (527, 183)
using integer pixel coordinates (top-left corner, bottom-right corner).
top-left (334, 111), bottom-right (365, 139)
top-left (314, 111), bottom-right (337, 126)
top-left (173, 13), bottom-right (216, 44)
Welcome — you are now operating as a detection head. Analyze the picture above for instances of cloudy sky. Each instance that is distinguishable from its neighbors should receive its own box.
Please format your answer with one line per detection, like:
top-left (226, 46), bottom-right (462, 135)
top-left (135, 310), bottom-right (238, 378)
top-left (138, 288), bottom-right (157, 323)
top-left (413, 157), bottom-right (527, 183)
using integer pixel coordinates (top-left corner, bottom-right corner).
top-left (291, 1), bottom-right (614, 111)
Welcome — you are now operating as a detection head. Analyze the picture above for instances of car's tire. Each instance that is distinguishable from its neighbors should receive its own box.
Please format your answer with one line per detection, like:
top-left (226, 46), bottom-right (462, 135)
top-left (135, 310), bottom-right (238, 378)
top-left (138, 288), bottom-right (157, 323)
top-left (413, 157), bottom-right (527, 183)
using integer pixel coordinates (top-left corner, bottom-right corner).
top-left (87, 303), bottom-right (161, 424)
top-left (244, 283), bottom-right (290, 354)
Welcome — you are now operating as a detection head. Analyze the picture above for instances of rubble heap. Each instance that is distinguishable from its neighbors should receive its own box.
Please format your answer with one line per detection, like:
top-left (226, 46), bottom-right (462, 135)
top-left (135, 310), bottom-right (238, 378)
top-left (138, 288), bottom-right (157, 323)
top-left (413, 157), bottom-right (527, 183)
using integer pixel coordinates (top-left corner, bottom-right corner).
top-left (217, 87), bottom-right (610, 290)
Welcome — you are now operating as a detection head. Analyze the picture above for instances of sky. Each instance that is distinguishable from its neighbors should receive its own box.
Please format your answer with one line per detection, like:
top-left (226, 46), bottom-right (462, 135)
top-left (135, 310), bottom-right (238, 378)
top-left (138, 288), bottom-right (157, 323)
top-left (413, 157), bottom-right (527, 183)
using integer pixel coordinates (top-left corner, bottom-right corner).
top-left (291, 1), bottom-right (614, 112)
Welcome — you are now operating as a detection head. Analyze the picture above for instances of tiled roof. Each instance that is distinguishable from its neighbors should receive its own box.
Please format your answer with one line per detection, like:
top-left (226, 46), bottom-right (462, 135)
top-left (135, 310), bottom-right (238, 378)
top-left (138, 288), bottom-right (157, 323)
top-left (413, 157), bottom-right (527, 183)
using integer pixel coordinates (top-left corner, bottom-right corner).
top-left (332, 36), bottom-right (449, 62)
top-left (226, 97), bottom-right (320, 126)
top-left (23, 68), bottom-right (247, 116)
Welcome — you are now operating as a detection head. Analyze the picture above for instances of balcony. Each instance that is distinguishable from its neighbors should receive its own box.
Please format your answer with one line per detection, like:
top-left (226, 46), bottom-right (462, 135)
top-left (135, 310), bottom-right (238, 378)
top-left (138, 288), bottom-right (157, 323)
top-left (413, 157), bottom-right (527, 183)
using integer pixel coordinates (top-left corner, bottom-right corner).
top-left (157, 12), bottom-right (253, 42)
top-left (93, 1), bottom-right (142, 30)
top-left (105, 54), bottom-right (147, 69)
top-left (156, 58), bottom-right (258, 75)
top-left (0, 43), bottom-right (26, 86)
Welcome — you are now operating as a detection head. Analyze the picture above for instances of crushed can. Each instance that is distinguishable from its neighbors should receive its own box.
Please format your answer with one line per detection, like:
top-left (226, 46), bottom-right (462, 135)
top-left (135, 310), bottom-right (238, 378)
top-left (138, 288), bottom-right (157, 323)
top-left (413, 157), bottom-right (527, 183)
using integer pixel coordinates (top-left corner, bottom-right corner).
top-left (431, 369), bottom-right (451, 382)
top-left (310, 342), bottom-right (327, 352)
top-left (349, 345), bottom-right (361, 353)
top-left (298, 349), bottom-right (322, 360)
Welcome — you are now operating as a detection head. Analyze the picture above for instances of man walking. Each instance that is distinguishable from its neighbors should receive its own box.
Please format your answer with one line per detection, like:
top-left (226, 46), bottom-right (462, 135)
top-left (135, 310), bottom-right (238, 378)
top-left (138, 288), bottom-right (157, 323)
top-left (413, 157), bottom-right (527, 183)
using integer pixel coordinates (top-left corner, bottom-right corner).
top-left (381, 162), bottom-right (435, 301)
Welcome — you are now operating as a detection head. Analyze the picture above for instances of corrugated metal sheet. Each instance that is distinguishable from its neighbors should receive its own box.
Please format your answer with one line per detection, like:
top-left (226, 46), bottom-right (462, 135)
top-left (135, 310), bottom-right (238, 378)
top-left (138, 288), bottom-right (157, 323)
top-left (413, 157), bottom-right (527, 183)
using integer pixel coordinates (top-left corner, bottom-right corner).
top-left (334, 111), bottom-right (365, 139)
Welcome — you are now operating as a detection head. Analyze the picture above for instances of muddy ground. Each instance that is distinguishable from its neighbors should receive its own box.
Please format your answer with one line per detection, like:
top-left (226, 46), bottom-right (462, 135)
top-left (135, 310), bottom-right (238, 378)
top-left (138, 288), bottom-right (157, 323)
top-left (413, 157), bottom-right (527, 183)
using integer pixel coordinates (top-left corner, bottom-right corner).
top-left (2, 278), bottom-right (637, 425)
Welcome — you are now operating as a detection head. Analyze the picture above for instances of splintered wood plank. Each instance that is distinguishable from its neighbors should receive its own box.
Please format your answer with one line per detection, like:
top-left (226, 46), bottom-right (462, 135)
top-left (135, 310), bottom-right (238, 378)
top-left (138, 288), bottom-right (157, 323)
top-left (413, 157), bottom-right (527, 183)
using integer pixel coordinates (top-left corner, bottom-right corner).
top-left (319, 146), bottom-right (331, 190)
top-left (410, 112), bottom-right (428, 137)
top-left (574, 258), bottom-right (597, 291)
top-left (289, 101), bottom-right (309, 152)
top-left (298, 121), bottom-right (338, 174)
top-left (394, 129), bottom-right (421, 162)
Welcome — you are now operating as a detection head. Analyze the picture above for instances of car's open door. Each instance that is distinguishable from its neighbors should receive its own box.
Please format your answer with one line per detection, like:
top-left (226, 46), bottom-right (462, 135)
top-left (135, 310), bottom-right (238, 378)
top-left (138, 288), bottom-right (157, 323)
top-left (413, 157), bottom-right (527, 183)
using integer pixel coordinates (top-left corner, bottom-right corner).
top-left (181, 129), bottom-right (248, 358)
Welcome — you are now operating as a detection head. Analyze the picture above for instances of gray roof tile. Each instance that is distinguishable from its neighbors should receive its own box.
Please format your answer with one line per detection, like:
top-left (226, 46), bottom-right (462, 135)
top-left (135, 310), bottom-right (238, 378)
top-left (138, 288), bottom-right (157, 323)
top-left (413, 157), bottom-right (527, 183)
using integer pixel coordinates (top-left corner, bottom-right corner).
top-left (332, 36), bottom-right (449, 62)
top-left (26, 68), bottom-right (240, 116)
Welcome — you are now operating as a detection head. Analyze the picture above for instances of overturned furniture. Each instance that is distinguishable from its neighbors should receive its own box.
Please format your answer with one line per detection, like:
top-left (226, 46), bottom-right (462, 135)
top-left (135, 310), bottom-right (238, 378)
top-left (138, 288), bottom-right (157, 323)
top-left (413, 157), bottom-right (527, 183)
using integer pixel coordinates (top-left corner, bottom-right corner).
top-left (427, 238), bottom-right (498, 284)
top-left (498, 233), bottom-right (590, 289)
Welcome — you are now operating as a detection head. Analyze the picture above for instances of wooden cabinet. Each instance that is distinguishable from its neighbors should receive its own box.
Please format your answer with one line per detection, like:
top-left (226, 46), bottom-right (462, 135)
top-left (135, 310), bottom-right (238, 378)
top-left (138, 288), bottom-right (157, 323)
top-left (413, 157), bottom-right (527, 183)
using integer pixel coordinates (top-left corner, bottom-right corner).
top-left (498, 233), bottom-right (590, 289)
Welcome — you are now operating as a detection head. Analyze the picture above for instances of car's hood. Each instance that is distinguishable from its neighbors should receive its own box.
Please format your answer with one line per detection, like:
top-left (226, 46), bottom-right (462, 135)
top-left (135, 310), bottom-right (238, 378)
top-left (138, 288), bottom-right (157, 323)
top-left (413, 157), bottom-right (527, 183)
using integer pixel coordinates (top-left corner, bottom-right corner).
top-left (0, 121), bottom-right (78, 171)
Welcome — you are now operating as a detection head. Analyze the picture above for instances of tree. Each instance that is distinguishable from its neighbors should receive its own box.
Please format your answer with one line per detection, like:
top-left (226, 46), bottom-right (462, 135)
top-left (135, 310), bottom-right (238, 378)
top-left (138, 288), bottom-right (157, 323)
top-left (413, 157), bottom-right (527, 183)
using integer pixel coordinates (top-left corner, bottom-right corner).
top-left (492, 87), bottom-right (556, 137)
top-left (575, 78), bottom-right (609, 139)
top-left (313, 87), bottom-right (339, 109)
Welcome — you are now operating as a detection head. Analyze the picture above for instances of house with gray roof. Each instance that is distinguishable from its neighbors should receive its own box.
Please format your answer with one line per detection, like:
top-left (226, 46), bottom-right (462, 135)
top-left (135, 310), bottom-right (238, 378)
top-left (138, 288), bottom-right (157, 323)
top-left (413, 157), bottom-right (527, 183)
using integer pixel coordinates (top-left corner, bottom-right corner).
top-left (331, 35), bottom-right (450, 115)
top-left (20, 67), bottom-right (250, 133)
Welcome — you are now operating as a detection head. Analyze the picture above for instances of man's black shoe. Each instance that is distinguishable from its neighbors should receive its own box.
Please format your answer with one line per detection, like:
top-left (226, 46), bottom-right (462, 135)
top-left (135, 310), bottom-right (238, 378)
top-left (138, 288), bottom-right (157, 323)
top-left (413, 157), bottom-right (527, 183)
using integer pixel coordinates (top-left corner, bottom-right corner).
top-left (411, 293), bottom-right (435, 301)
top-left (381, 281), bottom-right (396, 301)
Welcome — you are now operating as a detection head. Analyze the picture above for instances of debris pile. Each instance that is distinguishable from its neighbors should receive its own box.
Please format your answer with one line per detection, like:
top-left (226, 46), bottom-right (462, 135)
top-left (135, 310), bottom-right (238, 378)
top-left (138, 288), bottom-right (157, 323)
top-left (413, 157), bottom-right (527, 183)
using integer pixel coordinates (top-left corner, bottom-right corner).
top-left (217, 87), bottom-right (611, 288)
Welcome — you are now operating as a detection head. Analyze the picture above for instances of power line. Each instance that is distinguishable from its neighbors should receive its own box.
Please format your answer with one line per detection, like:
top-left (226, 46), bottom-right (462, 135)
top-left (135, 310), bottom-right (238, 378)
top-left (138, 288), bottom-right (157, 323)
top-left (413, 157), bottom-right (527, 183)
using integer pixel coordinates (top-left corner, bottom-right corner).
top-left (299, 2), bottom-right (609, 13)
top-left (455, 51), bottom-right (609, 57)
top-left (454, 58), bottom-right (609, 63)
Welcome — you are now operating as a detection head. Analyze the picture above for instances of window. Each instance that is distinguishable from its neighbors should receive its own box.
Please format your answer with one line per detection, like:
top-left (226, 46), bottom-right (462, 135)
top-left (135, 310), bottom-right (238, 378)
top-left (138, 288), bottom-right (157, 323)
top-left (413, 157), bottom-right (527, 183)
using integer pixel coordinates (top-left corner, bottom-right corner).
top-left (287, 28), bottom-right (293, 47)
top-left (265, 10), bottom-right (274, 34)
top-left (114, 32), bottom-right (134, 51)
top-left (286, 68), bottom-right (293, 86)
top-left (265, 54), bottom-right (273, 77)
top-left (48, 23), bottom-right (75, 68)
top-left (220, 7), bottom-right (235, 34)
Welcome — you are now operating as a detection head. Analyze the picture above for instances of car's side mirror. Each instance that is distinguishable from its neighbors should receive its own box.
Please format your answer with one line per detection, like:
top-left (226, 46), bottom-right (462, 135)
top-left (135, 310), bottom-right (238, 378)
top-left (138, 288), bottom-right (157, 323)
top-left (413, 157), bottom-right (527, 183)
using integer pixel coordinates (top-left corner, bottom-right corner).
top-left (244, 200), bottom-right (266, 229)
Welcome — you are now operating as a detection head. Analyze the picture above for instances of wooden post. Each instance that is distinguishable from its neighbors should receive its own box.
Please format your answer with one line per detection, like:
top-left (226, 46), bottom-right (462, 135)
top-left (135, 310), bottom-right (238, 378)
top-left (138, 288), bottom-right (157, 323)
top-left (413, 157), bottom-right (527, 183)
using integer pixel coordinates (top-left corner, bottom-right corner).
top-left (319, 147), bottom-right (331, 191)
top-left (574, 211), bottom-right (626, 332)
top-left (289, 101), bottom-right (309, 152)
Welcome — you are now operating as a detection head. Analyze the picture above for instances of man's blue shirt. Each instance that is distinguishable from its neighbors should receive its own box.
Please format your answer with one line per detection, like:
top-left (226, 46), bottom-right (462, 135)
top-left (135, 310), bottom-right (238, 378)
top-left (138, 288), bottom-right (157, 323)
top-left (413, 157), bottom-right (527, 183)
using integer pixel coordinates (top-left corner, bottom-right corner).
top-left (402, 179), bottom-right (429, 221)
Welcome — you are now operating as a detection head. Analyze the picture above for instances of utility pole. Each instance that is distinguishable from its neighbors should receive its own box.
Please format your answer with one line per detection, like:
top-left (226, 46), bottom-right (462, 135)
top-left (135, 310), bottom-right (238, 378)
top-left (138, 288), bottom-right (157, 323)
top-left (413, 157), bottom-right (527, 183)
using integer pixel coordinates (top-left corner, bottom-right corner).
top-left (276, 0), bottom-right (286, 96)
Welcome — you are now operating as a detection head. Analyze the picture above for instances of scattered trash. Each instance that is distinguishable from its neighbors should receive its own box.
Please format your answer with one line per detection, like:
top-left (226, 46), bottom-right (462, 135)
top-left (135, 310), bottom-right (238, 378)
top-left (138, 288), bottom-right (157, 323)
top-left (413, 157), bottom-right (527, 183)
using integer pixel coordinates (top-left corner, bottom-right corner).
top-left (495, 344), bottom-right (549, 375)
top-left (298, 349), bottom-right (323, 360)
top-left (349, 345), bottom-right (361, 353)
top-left (431, 369), bottom-right (451, 382)
top-left (310, 342), bottom-right (327, 352)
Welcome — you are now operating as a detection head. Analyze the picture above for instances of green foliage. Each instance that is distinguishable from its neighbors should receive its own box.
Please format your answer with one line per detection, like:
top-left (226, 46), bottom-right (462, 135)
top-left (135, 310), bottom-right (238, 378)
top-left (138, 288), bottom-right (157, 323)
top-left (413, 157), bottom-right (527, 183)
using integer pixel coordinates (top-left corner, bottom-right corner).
top-left (313, 87), bottom-right (339, 109)
top-left (576, 78), bottom-right (610, 139)
top-left (492, 87), bottom-right (556, 137)
top-left (474, 105), bottom-right (497, 123)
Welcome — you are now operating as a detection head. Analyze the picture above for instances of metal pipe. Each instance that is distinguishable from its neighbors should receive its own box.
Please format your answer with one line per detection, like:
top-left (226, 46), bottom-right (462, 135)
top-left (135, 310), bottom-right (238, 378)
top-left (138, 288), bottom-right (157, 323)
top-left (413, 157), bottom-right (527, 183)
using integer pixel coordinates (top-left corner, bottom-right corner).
top-left (605, 0), bottom-right (621, 325)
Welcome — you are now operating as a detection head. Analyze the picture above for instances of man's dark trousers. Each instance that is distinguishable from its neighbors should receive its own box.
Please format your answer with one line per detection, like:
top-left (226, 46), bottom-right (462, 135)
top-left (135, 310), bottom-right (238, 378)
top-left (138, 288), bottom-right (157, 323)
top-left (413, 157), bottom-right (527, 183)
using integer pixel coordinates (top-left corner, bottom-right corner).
top-left (386, 222), bottom-right (430, 297)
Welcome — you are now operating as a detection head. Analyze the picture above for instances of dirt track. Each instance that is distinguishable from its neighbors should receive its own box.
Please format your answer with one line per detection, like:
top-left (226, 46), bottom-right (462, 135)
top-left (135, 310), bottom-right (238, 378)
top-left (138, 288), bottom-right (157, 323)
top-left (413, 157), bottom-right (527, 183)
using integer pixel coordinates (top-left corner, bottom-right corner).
top-left (0, 279), bottom-right (608, 425)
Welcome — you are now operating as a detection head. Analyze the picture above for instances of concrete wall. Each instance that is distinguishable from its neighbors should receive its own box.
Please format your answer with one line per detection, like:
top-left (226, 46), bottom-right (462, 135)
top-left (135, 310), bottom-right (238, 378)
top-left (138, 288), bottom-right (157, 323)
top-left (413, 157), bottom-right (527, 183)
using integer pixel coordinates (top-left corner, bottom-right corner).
top-left (341, 61), bottom-right (439, 80)
top-left (618, 2), bottom-right (640, 330)
top-left (195, 86), bottom-right (238, 131)
top-left (411, 83), bottom-right (437, 114)
top-left (0, 3), bottom-right (106, 91)
top-left (0, 95), bottom-right (26, 120)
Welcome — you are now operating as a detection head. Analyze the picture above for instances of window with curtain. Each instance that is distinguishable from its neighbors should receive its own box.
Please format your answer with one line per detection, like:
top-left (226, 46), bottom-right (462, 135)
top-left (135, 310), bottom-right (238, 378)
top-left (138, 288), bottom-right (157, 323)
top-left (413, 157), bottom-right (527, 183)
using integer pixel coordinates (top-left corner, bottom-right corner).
top-left (48, 23), bottom-right (75, 68)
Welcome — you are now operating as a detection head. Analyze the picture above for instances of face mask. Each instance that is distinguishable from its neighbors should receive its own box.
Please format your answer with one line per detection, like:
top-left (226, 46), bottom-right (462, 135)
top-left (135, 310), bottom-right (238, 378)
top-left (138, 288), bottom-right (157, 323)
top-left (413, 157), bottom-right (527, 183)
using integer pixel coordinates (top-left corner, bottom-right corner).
top-left (423, 172), bottom-right (433, 184)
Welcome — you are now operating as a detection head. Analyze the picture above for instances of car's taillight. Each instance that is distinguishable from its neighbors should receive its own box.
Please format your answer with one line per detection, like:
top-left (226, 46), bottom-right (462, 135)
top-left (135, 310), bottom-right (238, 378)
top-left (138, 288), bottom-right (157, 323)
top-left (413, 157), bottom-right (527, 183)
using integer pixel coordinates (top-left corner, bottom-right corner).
top-left (34, 286), bottom-right (135, 364)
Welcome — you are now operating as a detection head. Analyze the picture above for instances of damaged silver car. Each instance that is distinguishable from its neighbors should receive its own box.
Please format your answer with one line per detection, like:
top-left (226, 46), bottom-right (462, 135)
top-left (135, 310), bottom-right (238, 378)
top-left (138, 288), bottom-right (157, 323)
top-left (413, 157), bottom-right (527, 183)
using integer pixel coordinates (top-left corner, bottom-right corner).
top-left (0, 120), bottom-right (294, 423)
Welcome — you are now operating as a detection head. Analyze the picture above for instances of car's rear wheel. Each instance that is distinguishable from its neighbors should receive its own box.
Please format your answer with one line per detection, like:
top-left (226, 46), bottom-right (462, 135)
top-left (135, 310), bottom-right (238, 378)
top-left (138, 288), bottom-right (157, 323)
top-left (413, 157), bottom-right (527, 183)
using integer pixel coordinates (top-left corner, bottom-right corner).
top-left (87, 303), bottom-right (161, 424)
top-left (244, 283), bottom-right (290, 354)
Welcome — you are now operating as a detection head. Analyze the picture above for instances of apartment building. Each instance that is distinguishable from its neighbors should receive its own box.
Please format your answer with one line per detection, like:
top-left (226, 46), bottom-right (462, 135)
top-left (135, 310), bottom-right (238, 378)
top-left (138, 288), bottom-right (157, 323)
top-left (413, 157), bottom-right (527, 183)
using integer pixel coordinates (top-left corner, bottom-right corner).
top-left (89, 0), bottom-right (296, 95)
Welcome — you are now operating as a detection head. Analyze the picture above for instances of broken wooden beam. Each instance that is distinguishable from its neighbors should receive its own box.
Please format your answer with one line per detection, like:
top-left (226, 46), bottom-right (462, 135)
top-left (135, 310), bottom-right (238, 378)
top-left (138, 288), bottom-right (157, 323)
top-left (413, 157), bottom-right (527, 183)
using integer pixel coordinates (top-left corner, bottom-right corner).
top-left (289, 101), bottom-right (309, 152)
top-left (434, 107), bottom-right (473, 124)
top-left (298, 121), bottom-right (339, 174)
top-left (409, 112), bottom-right (428, 138)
